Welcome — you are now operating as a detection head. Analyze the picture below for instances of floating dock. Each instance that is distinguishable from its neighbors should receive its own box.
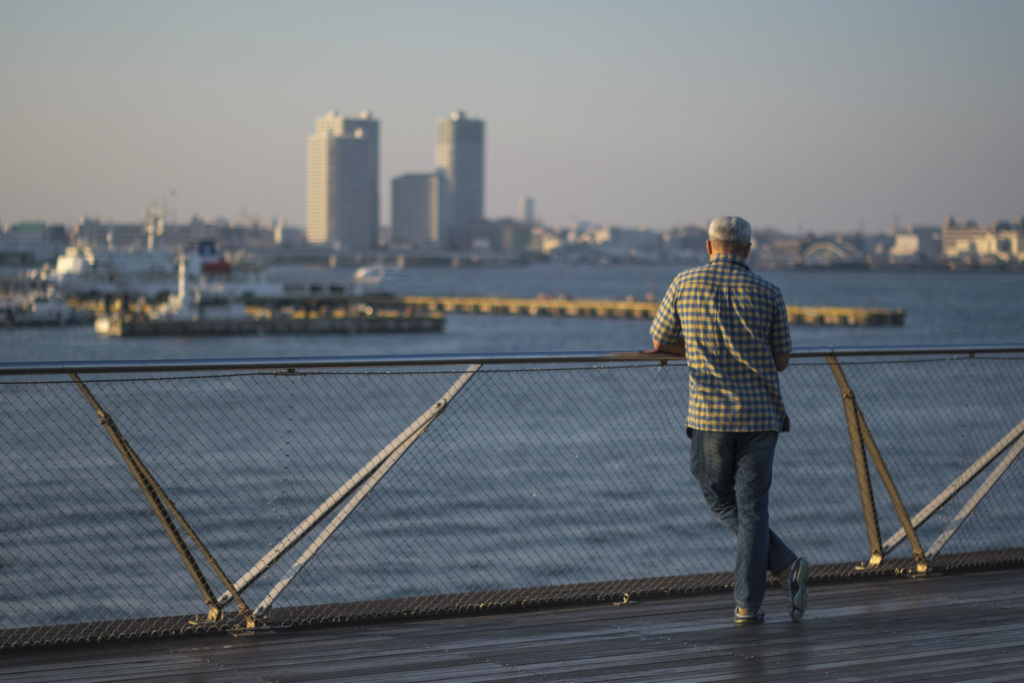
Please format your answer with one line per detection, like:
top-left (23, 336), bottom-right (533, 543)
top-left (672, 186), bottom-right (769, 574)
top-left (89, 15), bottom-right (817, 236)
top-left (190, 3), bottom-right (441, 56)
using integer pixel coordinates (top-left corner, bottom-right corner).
top-left (95, 312), bottom-right (444, 337)
top-left (90, 295), bottom-right (903, 335)
top-left (394, 295), bottom-right (659, 319)
top-left (786, 305), bottom-right (905, 326)
top-left (387, 295), bottom-right (904, 326)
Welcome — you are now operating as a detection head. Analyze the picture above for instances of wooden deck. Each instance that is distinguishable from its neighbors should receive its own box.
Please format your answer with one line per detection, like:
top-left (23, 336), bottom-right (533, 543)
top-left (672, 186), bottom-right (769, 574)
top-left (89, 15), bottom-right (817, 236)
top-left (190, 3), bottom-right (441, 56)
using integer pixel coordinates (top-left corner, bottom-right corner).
top-left (2, 567), bottom-right (1022, 682)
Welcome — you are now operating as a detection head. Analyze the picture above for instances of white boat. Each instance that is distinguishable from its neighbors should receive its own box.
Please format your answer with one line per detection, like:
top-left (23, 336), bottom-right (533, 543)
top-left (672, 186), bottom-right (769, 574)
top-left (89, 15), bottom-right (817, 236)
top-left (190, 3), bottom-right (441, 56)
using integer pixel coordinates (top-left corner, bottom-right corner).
top-left (2, 288), bottom-right (84, 326)
top-left (52, 243), bottom-right (178, 297)
top-left (94, 242), bottom-right (282, 334)
top-left (175, 241), bottom-right (284, 302)
top-left (353, 265), bottom-right (386, 285)
top-left (52, 239), bottom-right (289, 302)
top-left (352, 264), bottom-right (403, 294)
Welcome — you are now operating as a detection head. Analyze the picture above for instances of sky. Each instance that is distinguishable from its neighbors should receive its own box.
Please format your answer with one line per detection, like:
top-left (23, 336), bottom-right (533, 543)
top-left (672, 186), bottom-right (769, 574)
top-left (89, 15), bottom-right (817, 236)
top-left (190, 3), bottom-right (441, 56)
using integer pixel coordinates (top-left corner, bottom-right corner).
top-left (2, 0), bottom-right (1023, 234)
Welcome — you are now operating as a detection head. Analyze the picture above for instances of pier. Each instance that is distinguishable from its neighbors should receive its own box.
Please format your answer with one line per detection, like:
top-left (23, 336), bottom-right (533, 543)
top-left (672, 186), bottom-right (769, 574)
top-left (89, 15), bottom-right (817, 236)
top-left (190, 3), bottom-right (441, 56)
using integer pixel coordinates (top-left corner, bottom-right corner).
top-left (2, 567), bottom-right (1022, 681)
top-left (74, 294), bottom-right (905, 330)
top-left (388, 294), bottom-right (905, 326)
top-left (786, 304), bottom-right (905, 326)
top-left (395, 294), bottom-right (659, 319)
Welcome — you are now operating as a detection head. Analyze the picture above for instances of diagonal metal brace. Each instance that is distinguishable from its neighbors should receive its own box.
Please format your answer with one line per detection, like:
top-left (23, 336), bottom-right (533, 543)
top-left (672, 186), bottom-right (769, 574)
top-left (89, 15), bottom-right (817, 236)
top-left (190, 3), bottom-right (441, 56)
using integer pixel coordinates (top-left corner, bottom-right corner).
top-left (216, 364), bottom-right (481, 616)
top-left (71, 373), bottom-right (256, 627)
top-left (925, 436), bottom-right (1024, 559)
top-left (883, 417), bottom-right (1024, 555)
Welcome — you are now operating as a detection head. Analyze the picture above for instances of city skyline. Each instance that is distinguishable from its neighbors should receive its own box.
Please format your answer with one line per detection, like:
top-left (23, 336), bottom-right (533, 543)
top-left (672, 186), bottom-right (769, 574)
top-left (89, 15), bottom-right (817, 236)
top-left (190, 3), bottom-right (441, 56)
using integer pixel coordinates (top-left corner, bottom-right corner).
top-left (2, 1), bottom-right (1024, 234)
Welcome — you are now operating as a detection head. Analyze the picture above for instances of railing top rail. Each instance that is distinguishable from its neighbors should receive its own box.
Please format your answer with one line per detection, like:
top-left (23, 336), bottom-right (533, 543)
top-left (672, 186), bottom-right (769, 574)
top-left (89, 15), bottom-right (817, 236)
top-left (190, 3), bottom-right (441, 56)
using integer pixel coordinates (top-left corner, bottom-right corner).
top-left (0, 343), bottom-right (1022, 377)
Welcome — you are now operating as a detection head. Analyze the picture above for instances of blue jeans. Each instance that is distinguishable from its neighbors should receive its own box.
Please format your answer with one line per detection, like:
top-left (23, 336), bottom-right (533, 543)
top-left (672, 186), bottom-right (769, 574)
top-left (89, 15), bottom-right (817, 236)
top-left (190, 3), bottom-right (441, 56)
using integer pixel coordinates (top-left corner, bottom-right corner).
top-left (689, 429), bottom-right (797, 611)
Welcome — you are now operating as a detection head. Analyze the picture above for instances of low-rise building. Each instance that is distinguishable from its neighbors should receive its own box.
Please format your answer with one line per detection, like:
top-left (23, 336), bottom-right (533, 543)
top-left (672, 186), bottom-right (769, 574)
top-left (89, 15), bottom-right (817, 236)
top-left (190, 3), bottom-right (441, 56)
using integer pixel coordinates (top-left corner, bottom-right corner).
top-left (942, 217), bottom-right (1022, 265)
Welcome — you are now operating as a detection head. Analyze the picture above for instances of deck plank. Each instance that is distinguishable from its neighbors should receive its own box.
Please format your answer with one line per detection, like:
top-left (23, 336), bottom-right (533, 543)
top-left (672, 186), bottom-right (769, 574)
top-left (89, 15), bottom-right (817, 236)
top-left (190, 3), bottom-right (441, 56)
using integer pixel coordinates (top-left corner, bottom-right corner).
top-left (2, 567), bottom-right (1023, 682)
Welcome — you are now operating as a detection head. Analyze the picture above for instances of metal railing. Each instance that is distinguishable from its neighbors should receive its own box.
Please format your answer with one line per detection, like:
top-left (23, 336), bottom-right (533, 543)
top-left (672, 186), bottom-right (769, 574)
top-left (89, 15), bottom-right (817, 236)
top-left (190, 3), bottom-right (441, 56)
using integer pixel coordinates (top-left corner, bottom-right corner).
top-left (2, 344), bottom-right (1023, 648)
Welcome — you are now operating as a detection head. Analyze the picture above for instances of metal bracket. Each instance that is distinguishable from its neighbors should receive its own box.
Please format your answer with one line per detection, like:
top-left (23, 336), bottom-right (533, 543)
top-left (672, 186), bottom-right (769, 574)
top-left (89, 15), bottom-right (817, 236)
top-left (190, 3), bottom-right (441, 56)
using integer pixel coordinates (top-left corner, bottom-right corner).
top-left (827, 356), bottom-right (930, 574)
top-left (72, 373), bottom-right (257, 628)
top-left (214, 364), bottom-right (482, 621)
top-left (882, 418), bottom-right (1024, 560)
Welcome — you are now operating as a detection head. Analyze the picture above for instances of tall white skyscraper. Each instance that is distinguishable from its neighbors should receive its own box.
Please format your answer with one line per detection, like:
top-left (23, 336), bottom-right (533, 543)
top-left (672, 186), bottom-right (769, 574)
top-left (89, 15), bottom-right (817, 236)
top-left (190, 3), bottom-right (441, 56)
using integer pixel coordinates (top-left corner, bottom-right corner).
top-left (306, 110), bottom-right (379, 248)
top-left (435, 111), bottom-right (484, 248)
top-left (391, 171), bottom-right (450, 247)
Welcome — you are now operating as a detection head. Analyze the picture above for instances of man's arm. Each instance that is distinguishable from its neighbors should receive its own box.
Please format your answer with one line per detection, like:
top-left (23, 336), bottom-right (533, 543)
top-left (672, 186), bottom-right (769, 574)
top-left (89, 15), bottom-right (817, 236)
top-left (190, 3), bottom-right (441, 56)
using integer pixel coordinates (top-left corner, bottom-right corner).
top-left (772, 294), bottom-right (792, 372)
top-left (648, 277), bottom-right (685, 355)
top-left (653, 338), bottom-right (686, 355)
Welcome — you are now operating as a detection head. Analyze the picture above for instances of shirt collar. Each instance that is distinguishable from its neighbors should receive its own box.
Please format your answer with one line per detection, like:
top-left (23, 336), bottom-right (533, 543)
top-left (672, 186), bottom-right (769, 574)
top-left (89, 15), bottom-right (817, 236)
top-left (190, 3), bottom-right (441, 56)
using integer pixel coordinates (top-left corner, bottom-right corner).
top-left (710, 253), bottom-right (751, 271)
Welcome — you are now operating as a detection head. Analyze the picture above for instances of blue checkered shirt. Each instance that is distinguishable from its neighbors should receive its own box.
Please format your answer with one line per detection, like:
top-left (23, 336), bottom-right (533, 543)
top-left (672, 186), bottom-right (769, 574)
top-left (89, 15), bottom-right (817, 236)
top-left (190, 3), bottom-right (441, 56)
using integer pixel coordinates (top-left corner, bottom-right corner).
top-left (650, 254), bottom-right (791, 432)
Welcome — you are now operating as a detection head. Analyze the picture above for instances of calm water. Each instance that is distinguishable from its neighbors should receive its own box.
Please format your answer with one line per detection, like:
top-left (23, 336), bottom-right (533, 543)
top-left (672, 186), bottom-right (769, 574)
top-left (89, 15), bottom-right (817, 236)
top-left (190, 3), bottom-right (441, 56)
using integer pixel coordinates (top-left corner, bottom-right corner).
top-left (3, 263), bottom-right (1023, 630)
top-left (1, 264), bottom-right (1021, 363)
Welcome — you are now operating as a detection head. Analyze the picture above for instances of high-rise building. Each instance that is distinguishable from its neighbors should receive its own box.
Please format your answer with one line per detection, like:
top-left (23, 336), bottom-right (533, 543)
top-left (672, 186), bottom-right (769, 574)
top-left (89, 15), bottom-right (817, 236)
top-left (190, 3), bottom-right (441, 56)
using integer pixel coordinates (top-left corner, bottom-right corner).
top-left (306, 110), bottom-right (379, 248)
top-left (435, 111), bottom-right (484, 248)
top-left (391, 171), bottom-right (450, 247)
top-left (343, 114), bottom-right (379, 236)
top-left (519, 196), bottom-right (535, 226)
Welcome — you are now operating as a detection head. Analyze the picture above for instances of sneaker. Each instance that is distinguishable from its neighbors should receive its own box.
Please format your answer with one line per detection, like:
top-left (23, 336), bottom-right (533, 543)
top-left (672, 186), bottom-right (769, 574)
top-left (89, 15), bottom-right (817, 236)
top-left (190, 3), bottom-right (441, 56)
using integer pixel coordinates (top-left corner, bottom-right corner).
top-left (785, 557), bottom-right (810, 622)
top-left (734, 607), bottom-right (764, 625)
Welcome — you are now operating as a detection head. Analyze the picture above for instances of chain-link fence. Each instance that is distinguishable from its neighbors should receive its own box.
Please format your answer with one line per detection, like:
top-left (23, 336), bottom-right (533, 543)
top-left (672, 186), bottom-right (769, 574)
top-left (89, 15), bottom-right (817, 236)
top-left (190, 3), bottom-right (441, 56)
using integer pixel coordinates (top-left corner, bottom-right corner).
top-left (2, 347), bottom-right (1023, 648)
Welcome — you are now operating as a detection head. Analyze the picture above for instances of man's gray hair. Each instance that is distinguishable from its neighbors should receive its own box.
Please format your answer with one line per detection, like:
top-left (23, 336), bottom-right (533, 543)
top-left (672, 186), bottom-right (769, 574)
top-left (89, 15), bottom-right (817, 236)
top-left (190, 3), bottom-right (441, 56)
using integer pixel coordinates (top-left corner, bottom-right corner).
top-left (708, 216), bottom-right (752, 246)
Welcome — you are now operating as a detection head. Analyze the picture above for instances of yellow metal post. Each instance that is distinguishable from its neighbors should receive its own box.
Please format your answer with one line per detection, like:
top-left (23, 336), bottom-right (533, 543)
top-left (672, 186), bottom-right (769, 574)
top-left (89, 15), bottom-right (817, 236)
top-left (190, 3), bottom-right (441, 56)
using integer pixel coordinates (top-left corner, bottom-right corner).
top-left (827, 356), bottom-right (884, 568)
top-left (72, 374), bottom-right (258, 628)
top-left (856, 408), bottom-right (930, 574)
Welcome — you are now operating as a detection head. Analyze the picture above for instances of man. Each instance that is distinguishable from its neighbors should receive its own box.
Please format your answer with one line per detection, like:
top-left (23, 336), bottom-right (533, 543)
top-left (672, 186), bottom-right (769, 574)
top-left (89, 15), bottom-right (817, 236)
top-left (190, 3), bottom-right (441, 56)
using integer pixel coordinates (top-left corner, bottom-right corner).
top-left (649, 215), bottom-right (809, 625)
